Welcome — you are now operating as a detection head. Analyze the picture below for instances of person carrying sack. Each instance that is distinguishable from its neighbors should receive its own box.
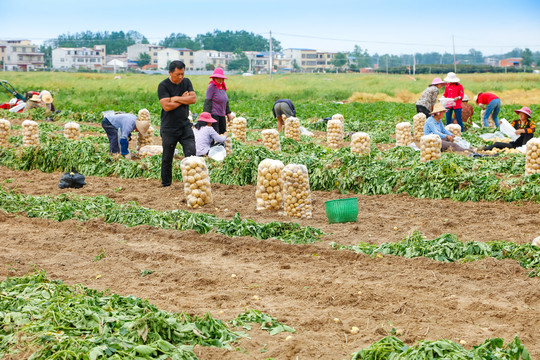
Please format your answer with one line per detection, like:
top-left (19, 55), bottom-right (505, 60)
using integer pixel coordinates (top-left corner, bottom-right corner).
top-left (101, 112), bottom-right (150, 158)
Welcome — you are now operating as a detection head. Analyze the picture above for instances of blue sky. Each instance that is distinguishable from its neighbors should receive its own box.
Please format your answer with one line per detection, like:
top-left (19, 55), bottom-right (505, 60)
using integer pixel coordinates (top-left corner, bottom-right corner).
top-left (1, 0), bottom-right (539, 56)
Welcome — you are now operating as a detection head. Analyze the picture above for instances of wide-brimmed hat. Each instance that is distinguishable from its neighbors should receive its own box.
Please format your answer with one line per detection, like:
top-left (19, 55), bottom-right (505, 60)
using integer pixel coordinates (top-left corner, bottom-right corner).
top-left (444, 72), bottom-right (460, 83)
top-left (430, 103), bottom-right (448, 114)
top-left (462, 95), bottom-right (470, 102)
top-left (198, 112), bottom-right (217, 123)
top-left (430, 77), bottom-right (445, 86)
top-left (40, 91), bottom-right (53, 104)
top-left (210, 68), bottom-right (227, 79)
top-left (514, 106), bottom-right (531, 118)
top-left (135, 120), bottom-right (151, 136)
top-left (29, 94), bottom-right (41, 102)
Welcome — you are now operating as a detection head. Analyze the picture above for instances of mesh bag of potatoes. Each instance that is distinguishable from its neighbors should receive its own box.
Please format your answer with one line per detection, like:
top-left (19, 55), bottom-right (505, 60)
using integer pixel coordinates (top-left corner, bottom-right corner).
top-left (139, 145), bottom-right (163, 156)
top-left (413, 113), bottom-right (426, 141)
top-left (180, 156), bottom-right (212, 208)
top-left (445, 124), bottom-right (461, 137)
top-left (227, 112), bottom-right (236, 130)
top-left (332, 113), bottom-right (345, 124)
top-left (350, 132), bottom-right (371, 155)
top-left (395, 122), bottom-right (412, 146)
top-left (480, 110), bottom-right (496, 128)
top-left (327, 119), bottom-right (344, 149)
top-left (0, 119), bottom-right (10, 148)
top-left (224, 138), bottom-right (233, 155)
top-left (261, 129), bottom-right (281, 151)
top-left (64, 122), bottom-right (81, 140)
top-left (282, 164), bottom-right (312, 219)
top-left (284, 117), bottom-right (300, 141)
top-left (525, 138), bottom-right (540, 175)
top-left (231, 117), bottom-right (247, 142)
top-left (420, 134), bottom-right (442, 162)
top-left (22, 120), bottom-right (39, 146)
top-left (138, 108), bottom-right (151, 122)
top-left (137, 125), bottom-right (154, 150)
top-left (255, 159), bottom-right (284, 211)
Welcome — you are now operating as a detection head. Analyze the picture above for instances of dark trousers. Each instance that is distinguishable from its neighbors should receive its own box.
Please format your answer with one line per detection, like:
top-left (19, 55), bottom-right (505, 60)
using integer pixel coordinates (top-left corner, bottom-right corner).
top-left (483, 133), bottom-right (534, 151)
top-left (415, 105), bottom-right (430, 118)
top-left (101, 118), bottom-right (120, 153)
top-left (211, 114), bottom-right (227, 134)
top-left (161, 123), bottom-right (196, 186)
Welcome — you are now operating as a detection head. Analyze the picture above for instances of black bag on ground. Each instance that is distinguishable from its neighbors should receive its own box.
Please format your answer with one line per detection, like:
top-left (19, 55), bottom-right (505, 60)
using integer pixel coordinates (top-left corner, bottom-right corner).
top-left (58, 171), bottom-right (86, 189)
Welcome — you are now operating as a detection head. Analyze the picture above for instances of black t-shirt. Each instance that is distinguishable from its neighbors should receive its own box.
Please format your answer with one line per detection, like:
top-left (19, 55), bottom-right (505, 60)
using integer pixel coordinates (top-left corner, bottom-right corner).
top-left (157, 77), bottom-right (194, 133)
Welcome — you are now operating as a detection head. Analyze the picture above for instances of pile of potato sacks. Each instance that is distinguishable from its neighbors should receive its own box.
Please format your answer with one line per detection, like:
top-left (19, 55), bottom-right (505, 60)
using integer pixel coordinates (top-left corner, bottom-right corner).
top-left (413, 113), bottom-right (426, 141)
top-left (327, 119), bottom-right (344, 149)
top-left (420, 134), bottom-right (442, 162)
top-left (525, 138), bottom-right (540, 175)
top-left (445, 124), bottom-right (461, 137)
top-left (395, 122), bottom-right (412, 146)
top-left (350, 132), bottom-right (371, 155)
top-left (231, 117), bottom-right (247, 142)
top-left (255, 159), bottom-right (284, 211)
top-left (64, 122), bottom-right (81, 140)
top-left (0, 119), bottom-right (10, 147)
top-left (261, 129), bottom-right (280, 151)
top-left (181, 156), bottom-right (212, 209)
top-left (22, 120), bottom-right (39, 146)
top-left (284, 117), bottom-right (300, 141)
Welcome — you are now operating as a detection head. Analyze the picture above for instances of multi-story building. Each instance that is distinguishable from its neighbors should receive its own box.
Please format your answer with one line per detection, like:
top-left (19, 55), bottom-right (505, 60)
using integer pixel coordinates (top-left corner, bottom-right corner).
top-left (0, 40), bottom-right (44, 71)
top-left (157, 48), bottom-right (195, 70)
top-left (244, 51), bottom-right (293, 73)
top-left (315, 51), bottom-right (337, 71)
top-left (283, 48), bottom-right (318, 72)
top-left (52, 45), bottom-right (105, 70)
top-left (193, 50), bottom-right (234, 70)
top-left (127, 44), bottom-right (164, 67)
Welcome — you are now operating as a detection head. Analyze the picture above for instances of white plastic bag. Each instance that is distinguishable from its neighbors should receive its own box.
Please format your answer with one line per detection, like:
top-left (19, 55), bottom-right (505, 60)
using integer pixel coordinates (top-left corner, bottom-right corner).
top-left (300, 126), bottom-right (314, 137)
top-left (208, 145), bottom-right (226, 161)
top-left (499, 118), bottom-right (519, 142)
top-left (453, 137), bottom-right (471, 149)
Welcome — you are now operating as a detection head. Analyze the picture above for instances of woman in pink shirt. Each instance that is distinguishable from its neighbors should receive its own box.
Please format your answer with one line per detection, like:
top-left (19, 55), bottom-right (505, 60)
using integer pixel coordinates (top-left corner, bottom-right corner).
top-left (443, 72), bottom-right (465, 132)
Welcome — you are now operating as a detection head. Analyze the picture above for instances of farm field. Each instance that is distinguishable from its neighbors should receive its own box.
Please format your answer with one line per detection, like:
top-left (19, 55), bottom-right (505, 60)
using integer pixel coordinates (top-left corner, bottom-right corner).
top-left (1, 72), bottom-right (539, 359)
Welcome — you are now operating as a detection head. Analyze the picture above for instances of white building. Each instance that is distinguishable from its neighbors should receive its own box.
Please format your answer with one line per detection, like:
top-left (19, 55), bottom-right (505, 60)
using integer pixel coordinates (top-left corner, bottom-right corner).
top-left (52, 45), bottom-right (105, 70)
top-left (127, 44), bottom-right (164, 67)
top-left (193, 50), bottom-right (234, 70)
top-left (157, 48), bottom-right (195, 70)
top-left (0, 39), bottom-right (44, 71)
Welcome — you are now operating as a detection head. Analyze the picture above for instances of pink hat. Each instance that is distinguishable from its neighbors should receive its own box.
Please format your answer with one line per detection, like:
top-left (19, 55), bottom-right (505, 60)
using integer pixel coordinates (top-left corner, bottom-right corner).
top-left (210, 68), bottom-right (227, 79)
top-left (514, 107), bottom-right (531, 118)
top-left (198, 112), bottom-right (217, 123)
top-left (430, 77), bottom-right (445, 86)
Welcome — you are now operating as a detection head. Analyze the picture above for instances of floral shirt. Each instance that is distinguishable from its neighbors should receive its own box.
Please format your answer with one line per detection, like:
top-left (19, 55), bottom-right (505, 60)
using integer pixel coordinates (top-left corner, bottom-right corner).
top-left (416, 86), bottom-right (439, 111)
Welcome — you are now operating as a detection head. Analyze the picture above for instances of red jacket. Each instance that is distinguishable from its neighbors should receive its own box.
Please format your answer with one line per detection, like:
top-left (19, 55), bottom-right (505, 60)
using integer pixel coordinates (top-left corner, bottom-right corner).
top-left (443, 83), bottom-right (464, 109)
top-left (477, 93), bottom-right (499, 106)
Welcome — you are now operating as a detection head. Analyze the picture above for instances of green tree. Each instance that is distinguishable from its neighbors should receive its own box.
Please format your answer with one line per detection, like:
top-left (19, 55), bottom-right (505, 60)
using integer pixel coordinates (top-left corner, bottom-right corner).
top-left (39, 45), bottom-right (52, 68)
top-left (331, 52), bottom-right (348, 70)
top-left (206, 63), bottom-right (215, 71)
top-left (137, 53), bottom-right (151, 68)
top-left (292, 59), bottom-right (300, 72)
top-left (160, 33), bottom-right (199, 50)
top-left (51, 30), bottom-right (146, 55)
top-left (522, 48), bottom-right (533, 66)
top-left (227, 50), bottom-right (249, 71)
top-left (350, 45), bottom-right (372, 68)
top-left (195, 30), bottom-right (280, 52)
top-left (468, 48), bottom-right (484, 64)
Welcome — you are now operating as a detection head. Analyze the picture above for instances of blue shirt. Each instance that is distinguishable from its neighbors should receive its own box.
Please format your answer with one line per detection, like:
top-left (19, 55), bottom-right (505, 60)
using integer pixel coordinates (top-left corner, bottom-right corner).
top-left (106, 113), bottom-right (137, 140)
top-left (424, 116), bottom-right (452, 140)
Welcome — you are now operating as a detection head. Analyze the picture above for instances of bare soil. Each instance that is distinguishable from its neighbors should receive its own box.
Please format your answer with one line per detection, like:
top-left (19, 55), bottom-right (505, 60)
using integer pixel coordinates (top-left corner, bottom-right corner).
top-left (1, 166), bottom-right (539, 359)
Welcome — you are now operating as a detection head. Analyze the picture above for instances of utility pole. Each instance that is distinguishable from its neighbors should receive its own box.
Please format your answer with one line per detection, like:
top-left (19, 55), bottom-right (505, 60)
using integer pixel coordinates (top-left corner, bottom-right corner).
top-left (269, 30), bottom-right (273, 80)
top-left (413, 53), bottom-right (416, 75)
top-left (452, 35), bottom-right (457, 73)
top-left (386, 56), bottom-right (388, 75)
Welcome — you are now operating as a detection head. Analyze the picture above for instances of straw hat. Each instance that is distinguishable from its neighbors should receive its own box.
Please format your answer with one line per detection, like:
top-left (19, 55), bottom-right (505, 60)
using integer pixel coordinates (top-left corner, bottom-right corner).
top-left (514, 106), bottom-right (531, 118)
top-left (135, 120), bottom-right (151, 136)
top-left (462, 95), bottom-right (470, 102)
top-left (40, 92), bottom-right (53, 104)
top-left (198, 112), bottom-right (217, 123)
top-left (430, 103), bottom-right (448, 114)
top-left (443, 72), bottom-right (460, 83)
top-left (29, 94), bottom-right (41, 102)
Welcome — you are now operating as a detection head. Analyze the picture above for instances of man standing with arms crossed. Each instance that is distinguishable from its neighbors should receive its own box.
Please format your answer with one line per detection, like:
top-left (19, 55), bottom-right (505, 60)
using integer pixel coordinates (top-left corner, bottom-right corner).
top-left (158, 60), bottom-right (197, 187)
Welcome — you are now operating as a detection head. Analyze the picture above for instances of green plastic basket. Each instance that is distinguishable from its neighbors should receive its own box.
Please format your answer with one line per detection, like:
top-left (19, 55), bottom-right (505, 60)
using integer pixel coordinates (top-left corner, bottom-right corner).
top-left (324, 198), bottom-right (358, 224)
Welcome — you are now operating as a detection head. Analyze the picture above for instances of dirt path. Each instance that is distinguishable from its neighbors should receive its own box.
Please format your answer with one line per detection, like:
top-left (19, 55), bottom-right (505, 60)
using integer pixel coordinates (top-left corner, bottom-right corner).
top-left (1, 167), bottom-right (540, 359)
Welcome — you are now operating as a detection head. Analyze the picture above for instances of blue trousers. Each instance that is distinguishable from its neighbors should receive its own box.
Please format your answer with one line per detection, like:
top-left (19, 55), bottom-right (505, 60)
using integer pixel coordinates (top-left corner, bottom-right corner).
top-left (101, 118), bottom-right (120, 153)
top-left (445, 108), bottom-right (464, 132)
top-left (483, 99), bottom-right (501, 127)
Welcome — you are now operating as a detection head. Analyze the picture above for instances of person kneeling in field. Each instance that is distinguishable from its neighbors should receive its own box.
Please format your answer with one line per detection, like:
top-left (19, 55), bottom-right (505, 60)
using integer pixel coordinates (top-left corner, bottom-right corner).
top-left (193, 112), bottom-right (228, 156)
top-left (424, 103), bottom-right (468, 152)
top-left (482, 107), bottom-right (535, 151)
top-left (101, 112), bottom-right (150, 158)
